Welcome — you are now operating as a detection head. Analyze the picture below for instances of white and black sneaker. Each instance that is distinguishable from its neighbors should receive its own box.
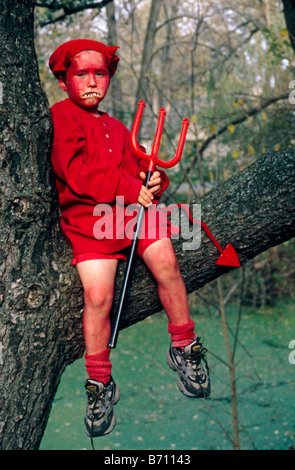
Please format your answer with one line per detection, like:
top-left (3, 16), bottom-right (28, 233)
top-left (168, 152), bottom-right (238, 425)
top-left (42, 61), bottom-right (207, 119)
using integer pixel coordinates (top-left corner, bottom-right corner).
top-left (167, 338), bottom-right (210, 398)
top-left (84, 377), bottom-right (120, 438)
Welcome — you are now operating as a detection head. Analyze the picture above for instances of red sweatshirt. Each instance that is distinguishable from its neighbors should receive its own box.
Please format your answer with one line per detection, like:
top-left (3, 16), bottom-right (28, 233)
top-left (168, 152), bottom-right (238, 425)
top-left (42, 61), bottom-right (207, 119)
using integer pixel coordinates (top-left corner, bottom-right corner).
top-left (50, 98), bottom-right (170, 256)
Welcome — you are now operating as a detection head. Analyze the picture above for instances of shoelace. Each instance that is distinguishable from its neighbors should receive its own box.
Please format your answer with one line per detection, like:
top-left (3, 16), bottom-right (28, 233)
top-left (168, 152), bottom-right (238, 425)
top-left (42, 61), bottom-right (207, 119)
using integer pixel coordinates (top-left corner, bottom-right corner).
top-left (185, 346), bottom-right (210, 398)
top-left (86, 387), bottom-right (106, 416)
top-left (85, 386), bottom-right (105, 451)
top-left (184, 345), bottom-right (209, 375)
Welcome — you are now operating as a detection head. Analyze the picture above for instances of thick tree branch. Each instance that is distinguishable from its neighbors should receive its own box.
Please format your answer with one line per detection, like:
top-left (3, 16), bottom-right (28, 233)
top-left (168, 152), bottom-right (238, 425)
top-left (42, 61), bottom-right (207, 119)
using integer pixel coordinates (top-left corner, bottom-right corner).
top-left (114, 148), bottom-right (295, 330)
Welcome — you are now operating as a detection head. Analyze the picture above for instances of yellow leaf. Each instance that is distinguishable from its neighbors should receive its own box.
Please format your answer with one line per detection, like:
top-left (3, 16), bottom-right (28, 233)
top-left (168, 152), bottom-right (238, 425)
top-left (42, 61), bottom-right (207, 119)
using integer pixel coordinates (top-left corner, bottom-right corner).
top-left (209, 171), bottom-right (214, 181)
top-left (233, 150), bottom-right (239, 159)
top-left (227, 124), bottom-right (235, 134)
top-left (261, 111), bottom-right (267, 121)
top-left (190, 114), bottom-right (198, 123)
top-left (280, 28), bottom-right (288, 38)
top-left (274, 144), bottom-right (281, 151)
top-left (239, 99), bottom-right (244, 105)
top-left (233, 99), bottom-right (239, 107)
top-left (248, 144), bottom-right (255, 155)
top-left (210, 124), bottom-right (217, 135)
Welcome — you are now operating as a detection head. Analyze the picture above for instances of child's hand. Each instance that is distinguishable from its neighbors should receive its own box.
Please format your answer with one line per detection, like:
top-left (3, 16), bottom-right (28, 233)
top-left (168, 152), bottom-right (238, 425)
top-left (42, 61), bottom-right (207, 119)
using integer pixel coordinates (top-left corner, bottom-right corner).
top-left (139, 171), bottom-right (162, 196)
top-left (137, 185), bottom-right (154, 208)
top-left (138, 171), bottom-right (162, 208)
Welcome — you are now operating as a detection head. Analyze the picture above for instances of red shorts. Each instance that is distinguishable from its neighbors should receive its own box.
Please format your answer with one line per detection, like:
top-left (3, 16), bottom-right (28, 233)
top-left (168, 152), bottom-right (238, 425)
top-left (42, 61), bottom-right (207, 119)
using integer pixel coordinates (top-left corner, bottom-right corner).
top-left (72, 236), bottom-right (168, 265)
top-left (72, 203), bottom-right (172, 265)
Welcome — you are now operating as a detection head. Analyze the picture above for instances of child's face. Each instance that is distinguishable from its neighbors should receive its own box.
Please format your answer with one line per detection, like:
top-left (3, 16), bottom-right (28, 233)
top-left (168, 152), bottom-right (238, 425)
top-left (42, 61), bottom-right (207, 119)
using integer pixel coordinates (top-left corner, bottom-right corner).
top-left (58, 50), bottom-right (110, 114)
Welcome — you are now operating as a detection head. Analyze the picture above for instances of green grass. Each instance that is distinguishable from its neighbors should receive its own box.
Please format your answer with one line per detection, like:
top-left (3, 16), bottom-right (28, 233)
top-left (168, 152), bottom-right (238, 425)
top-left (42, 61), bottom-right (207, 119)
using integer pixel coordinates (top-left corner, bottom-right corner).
top-left (40, 298), bottom-right (295, 450)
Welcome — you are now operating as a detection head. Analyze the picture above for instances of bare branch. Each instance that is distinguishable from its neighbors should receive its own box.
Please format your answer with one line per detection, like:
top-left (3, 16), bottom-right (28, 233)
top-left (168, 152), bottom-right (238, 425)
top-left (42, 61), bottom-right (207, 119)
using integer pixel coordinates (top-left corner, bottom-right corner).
top-left (173, 93), bottom-right (289, 194)
top-left (35, 0), bottom-right (113, 26)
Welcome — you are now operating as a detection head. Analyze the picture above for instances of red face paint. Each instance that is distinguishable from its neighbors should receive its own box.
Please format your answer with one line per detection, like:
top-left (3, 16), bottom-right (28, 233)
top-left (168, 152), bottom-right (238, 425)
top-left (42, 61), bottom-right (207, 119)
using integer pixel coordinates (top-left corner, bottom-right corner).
top-left (58, 50), bottom-right (110, 115)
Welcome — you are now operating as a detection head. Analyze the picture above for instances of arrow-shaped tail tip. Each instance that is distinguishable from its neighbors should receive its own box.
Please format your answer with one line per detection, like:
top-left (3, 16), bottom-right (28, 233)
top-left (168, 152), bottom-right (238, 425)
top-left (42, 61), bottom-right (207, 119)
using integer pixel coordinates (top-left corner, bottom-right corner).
top-left (216, 243), bottom-right (241, 267)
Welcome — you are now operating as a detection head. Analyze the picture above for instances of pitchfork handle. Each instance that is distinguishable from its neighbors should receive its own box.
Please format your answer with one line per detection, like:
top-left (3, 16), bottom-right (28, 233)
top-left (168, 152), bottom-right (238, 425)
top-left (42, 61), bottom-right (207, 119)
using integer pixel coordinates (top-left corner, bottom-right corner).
top-left (108, 170), bottom-right (153, 349)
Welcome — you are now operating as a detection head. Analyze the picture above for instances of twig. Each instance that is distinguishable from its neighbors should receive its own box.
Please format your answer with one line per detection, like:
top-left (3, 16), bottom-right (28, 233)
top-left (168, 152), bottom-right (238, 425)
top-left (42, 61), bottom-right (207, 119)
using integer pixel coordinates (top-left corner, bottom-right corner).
top-left (217, 277), bottom-right (241, 450)
top-left (233, 266), bottom-right (245, 360)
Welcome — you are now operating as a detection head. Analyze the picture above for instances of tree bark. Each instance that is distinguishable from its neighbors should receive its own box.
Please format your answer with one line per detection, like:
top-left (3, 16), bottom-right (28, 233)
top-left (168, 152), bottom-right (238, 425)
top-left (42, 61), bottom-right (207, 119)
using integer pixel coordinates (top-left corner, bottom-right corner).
top-left (282, 0), bottom-right (295, 53)
top-left (0, 0), bottom-right (295, 451)
top-left (0, 0), bottom-right (84, 450)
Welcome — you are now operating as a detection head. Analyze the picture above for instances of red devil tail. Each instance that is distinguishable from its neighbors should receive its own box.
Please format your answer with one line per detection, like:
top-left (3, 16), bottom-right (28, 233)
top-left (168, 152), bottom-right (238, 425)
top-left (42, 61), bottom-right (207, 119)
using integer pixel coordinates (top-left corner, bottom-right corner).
top-left (167, 203), bottom-right (241, 267)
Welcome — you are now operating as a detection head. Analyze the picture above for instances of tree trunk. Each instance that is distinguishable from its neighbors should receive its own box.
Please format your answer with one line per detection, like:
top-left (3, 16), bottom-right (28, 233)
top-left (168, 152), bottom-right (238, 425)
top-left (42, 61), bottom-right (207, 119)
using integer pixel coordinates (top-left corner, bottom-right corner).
top-left (106, 0), bottom-right (124, 121)
top-left (0, 1), bottom-right (295, 451)
top-left (282, 0), bottom-right (295, 53)
top-left (0, 0), bottom-right (84, 450)
top-left (134, 0), bottom-right (164, 112)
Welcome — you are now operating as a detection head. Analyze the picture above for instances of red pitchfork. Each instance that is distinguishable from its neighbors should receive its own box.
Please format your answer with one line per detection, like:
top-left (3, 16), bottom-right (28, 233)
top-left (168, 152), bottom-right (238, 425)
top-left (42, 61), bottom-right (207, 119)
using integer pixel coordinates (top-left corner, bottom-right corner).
top-left (108, 100), bottom-right (190, 348)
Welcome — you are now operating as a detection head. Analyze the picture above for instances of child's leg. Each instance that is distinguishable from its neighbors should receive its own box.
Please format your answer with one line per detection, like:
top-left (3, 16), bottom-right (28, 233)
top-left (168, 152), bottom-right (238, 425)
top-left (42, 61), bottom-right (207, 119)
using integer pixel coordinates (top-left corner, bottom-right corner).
top-left (77, 259), bottom-right (121, 437)
top-left (76, 259), bottom-right (118, 382)
top-left (141, 239), bottom-right (210, 399)
top-left (141, 238), bottom-right (195, 346)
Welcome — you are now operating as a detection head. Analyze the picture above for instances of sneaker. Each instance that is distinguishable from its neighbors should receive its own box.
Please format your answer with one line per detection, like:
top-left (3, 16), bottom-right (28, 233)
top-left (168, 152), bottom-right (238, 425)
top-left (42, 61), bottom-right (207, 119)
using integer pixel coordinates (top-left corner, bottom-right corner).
top-left (167, 338), bottom-right (210, 398)
top-left (84, 377), bottom-right (120, 438)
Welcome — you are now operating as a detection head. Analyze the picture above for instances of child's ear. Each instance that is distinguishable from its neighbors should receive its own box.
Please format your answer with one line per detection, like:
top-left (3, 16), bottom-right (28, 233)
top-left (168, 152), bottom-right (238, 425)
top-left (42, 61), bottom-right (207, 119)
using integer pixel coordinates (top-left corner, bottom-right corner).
top-left (57, 77), bottom-right (67, 92)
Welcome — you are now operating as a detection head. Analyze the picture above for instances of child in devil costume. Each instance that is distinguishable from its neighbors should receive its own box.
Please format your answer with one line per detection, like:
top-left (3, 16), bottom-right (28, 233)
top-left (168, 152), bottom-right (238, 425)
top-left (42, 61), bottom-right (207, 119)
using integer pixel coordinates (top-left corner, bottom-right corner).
top-left (49, 39), bottom-right (210, 438)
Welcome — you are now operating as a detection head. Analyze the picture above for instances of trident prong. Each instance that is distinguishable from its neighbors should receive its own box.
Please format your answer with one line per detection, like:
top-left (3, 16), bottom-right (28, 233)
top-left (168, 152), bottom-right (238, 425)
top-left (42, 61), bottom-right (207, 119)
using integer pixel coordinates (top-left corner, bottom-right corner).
top-left (130, 99), bottom-right (190, 172)
top-left (107, 100), bottom-right (189, 349)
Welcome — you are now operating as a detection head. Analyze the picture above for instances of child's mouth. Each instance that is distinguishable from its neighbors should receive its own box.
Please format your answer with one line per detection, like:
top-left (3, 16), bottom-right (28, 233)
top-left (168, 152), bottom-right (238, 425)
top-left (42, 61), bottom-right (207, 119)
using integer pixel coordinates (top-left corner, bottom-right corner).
top-left (82, 92), bottom-right (101, 98)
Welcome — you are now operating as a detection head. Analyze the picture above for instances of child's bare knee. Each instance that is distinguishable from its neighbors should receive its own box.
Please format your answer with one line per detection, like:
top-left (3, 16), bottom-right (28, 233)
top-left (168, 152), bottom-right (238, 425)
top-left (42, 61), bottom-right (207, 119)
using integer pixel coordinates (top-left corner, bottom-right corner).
top-left (156, 250), bottom-right (180, 281)
top-left (84, 285), bottom-right (113, 311)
